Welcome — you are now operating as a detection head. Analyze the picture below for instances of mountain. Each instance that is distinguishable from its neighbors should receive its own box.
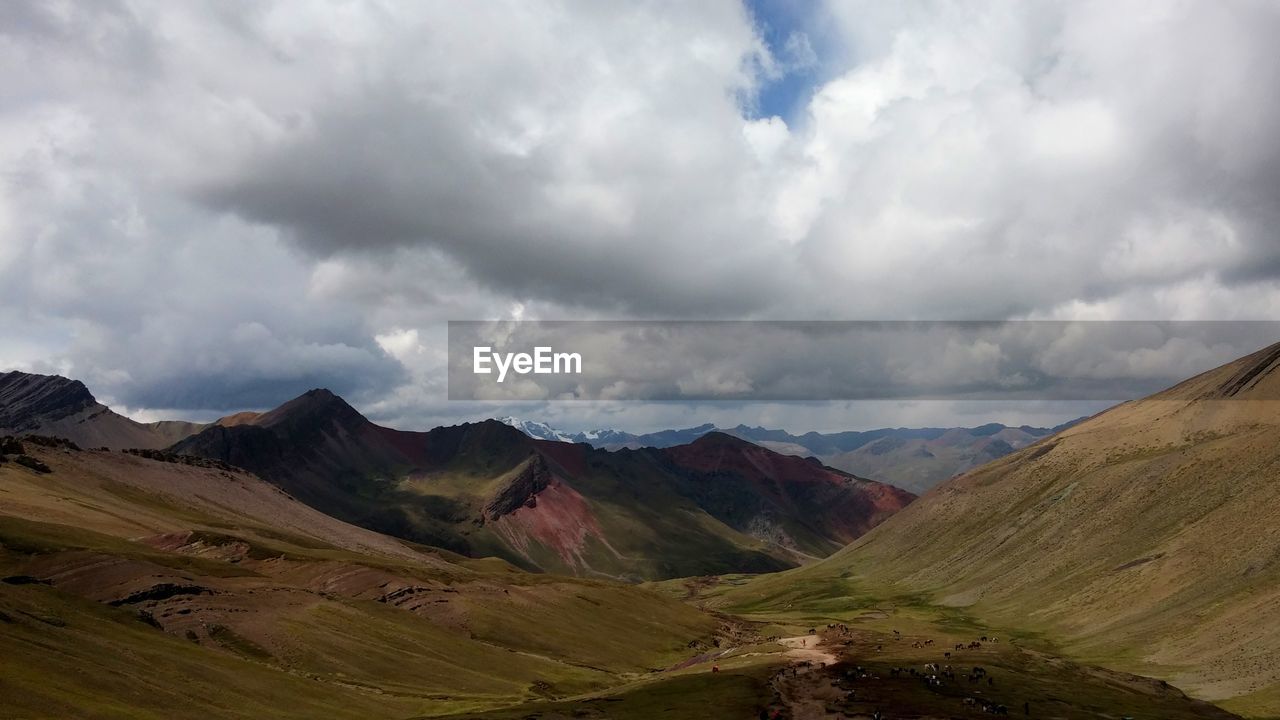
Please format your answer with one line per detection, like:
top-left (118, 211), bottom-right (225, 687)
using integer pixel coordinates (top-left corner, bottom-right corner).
top-left (2, 374), bottom-right (1256, 719)
top-left (497, 416), bottom-right (578, 442)
top-left (819, 423), bottom-right (1064, 494)
top-left (172, 388), bottom-right (435, 516)
top-left (176, 395), bottom-right (913, 580)
top-left (497, 418), bottom-right (724, 450)
top-left (5, 425), bottom-right (1219, 720)
top-left (658, 432), bottom-right (915, 551)
top-left (761, 340), bottom-right (1280, 716)
top-left (497, 416), bottom-right (654, 446)
top-left (0, 434), bottom-right (727, 718)
top-left (499, 415), bottom-right (1073, 493)
top-left (0, 370), bottom-right (206, 450)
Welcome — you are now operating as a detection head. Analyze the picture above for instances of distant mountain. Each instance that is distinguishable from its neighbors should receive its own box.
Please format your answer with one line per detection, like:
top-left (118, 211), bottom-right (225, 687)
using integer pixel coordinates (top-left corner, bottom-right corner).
top-left (0, 370), bottom-right (205, 450)
top-left (819, 423), bottom-right (1070, 494)
top-left (498, 416), bottom-right (647, 445)
top-left (660, 432), bottom-right (915, 550)
top-left (177, 396), bottom-right (913, 580)
top-left (497, 416), bottom-right (579, 442)
top-left (786, 340), bottom-right (1280, 709)
top-left (498, 416), bottom-right (1077, 493)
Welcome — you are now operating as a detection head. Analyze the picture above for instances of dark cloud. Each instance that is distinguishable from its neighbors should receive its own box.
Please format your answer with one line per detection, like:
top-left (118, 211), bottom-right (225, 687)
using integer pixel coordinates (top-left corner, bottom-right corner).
top-left (112, 339), bottom-right (406, 412)
top-left (2, 1), bottom-right (1280, 430)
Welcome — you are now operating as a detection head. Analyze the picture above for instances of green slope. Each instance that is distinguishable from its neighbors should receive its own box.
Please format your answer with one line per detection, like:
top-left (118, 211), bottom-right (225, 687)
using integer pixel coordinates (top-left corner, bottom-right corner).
top-left (0, 440), bottom-right (721, 718)
top-left (706, 341), bottom-right (1280, 717)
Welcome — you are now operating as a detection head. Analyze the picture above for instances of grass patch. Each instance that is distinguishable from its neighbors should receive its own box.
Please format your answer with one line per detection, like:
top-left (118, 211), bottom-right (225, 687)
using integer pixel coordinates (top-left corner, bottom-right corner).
top-left (0, 516), bottom-right (259, 578)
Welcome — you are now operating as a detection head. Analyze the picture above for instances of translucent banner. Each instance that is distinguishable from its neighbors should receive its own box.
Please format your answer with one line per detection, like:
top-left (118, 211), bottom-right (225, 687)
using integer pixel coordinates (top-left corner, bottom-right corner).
top-left (447, 320), bottom-right (1280, 401)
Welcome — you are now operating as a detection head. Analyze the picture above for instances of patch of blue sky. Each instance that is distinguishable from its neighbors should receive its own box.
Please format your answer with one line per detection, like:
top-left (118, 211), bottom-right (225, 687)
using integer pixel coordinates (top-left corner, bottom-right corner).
top-left (741, 0), bottom-right (839, 125)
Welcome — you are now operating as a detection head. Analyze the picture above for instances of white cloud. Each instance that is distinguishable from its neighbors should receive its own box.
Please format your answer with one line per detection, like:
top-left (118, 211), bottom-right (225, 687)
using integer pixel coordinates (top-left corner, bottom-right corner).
top-left (2, 0), bottom-right (1279, 430)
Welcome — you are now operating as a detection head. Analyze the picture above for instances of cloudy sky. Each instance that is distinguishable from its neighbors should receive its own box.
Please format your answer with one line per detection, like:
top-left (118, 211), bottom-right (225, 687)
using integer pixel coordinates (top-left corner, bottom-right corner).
top-left (2, 0), bottom-right (1279, 433)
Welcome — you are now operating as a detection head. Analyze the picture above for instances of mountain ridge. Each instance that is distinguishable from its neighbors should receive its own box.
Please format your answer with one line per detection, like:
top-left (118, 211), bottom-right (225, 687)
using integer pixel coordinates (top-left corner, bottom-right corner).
top-left (166, 394), bottom-right (913, 580)
top-left (0, 371), bottom-right (205, 450)
top-left (765, 339), bottom-right (1280, 713)
top-left (499, 415), bottom-right (1079, 493)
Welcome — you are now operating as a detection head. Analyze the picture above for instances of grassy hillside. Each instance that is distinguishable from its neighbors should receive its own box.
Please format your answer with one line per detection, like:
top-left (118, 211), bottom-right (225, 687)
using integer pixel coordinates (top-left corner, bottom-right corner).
top-left (720, 341), bottom-right (1280, 716)
top-left (0, 440), bottom-right (722, 718)
top-left (0, 431), bottom-right (1253, 719)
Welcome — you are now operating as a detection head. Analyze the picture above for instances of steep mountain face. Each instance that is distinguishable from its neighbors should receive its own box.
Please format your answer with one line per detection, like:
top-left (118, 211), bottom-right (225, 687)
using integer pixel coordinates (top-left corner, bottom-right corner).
top-left (0, 371), bottom-right (205, 450)
top-left (176, 395), bottom-right (913, 580)
top-left (500, 415), bottom-right (1071, 493)
top-left (794, 341), bottom-right (1280, 714)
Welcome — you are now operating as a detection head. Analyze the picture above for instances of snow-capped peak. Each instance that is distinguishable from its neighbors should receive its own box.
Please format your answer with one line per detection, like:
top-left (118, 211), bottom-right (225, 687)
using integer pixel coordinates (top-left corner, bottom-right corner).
top-left (497, 416), bottom-right (577, 443)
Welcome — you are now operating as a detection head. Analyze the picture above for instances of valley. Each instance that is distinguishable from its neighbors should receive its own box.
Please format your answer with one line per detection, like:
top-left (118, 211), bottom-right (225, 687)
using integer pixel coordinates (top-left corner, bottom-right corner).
top-left (3, 343), bottom-right (1279, 717)
top-left (430, 573), bottom-right (1242, 719)
top-left (5, 5), bottom-right (1275, 717)
top-left (0, 433), bottom-right (1242, 718)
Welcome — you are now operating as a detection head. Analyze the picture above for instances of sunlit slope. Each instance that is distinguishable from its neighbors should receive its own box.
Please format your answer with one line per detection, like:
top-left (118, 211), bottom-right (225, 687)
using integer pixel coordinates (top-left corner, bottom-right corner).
top-left (0, 441), bottom-right (719, 718)
top-left (775, 341), bottom-right (1280, 710)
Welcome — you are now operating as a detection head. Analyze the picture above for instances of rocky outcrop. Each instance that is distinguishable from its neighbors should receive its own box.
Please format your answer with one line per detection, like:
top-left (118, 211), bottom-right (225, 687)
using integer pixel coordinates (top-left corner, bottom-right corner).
top-left (0, 371), bottom-right (97, 431)
top-left (0, 371), bottom-right (206, 450)
top-left (482, 454), bottom-right (552, 521)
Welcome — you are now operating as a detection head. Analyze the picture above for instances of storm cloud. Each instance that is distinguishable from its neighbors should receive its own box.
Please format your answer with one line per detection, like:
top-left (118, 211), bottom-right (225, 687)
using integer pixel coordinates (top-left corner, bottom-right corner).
top-left (2, 1), bottom-right (1279, 428)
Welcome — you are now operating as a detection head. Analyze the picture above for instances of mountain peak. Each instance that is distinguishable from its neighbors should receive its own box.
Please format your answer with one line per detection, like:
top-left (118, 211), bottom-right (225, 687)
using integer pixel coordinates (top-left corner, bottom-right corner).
top-left (252, 387), bottom-right (368, 432)
top-left (690, 430), bottom-right (751, 448)
top-left (0, 370), bottom-right (99, 431)
top-left (497, 416), bottom-right (577, 442)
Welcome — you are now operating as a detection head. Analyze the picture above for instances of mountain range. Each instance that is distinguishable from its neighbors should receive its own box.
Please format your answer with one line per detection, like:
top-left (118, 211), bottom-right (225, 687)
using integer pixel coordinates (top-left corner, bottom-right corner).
top-left (499, 416), bottom-right (1076, 494)
top-left (6, 342), bottom-right (1280, 717)
top-left (0, 373), bottom-right (913, 581)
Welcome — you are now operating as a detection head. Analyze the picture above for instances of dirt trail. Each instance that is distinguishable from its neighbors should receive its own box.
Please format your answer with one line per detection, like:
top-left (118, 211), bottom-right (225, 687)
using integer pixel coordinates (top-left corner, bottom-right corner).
top-left (769, 635), bottom-right (849, 720)
top-left (779, 635), bottom-right (839, 667)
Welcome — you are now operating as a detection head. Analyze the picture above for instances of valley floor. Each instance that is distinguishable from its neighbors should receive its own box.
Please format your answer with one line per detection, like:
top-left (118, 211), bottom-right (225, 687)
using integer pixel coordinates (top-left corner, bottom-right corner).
top-left (429, 575), bottom-right (1246, 719)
